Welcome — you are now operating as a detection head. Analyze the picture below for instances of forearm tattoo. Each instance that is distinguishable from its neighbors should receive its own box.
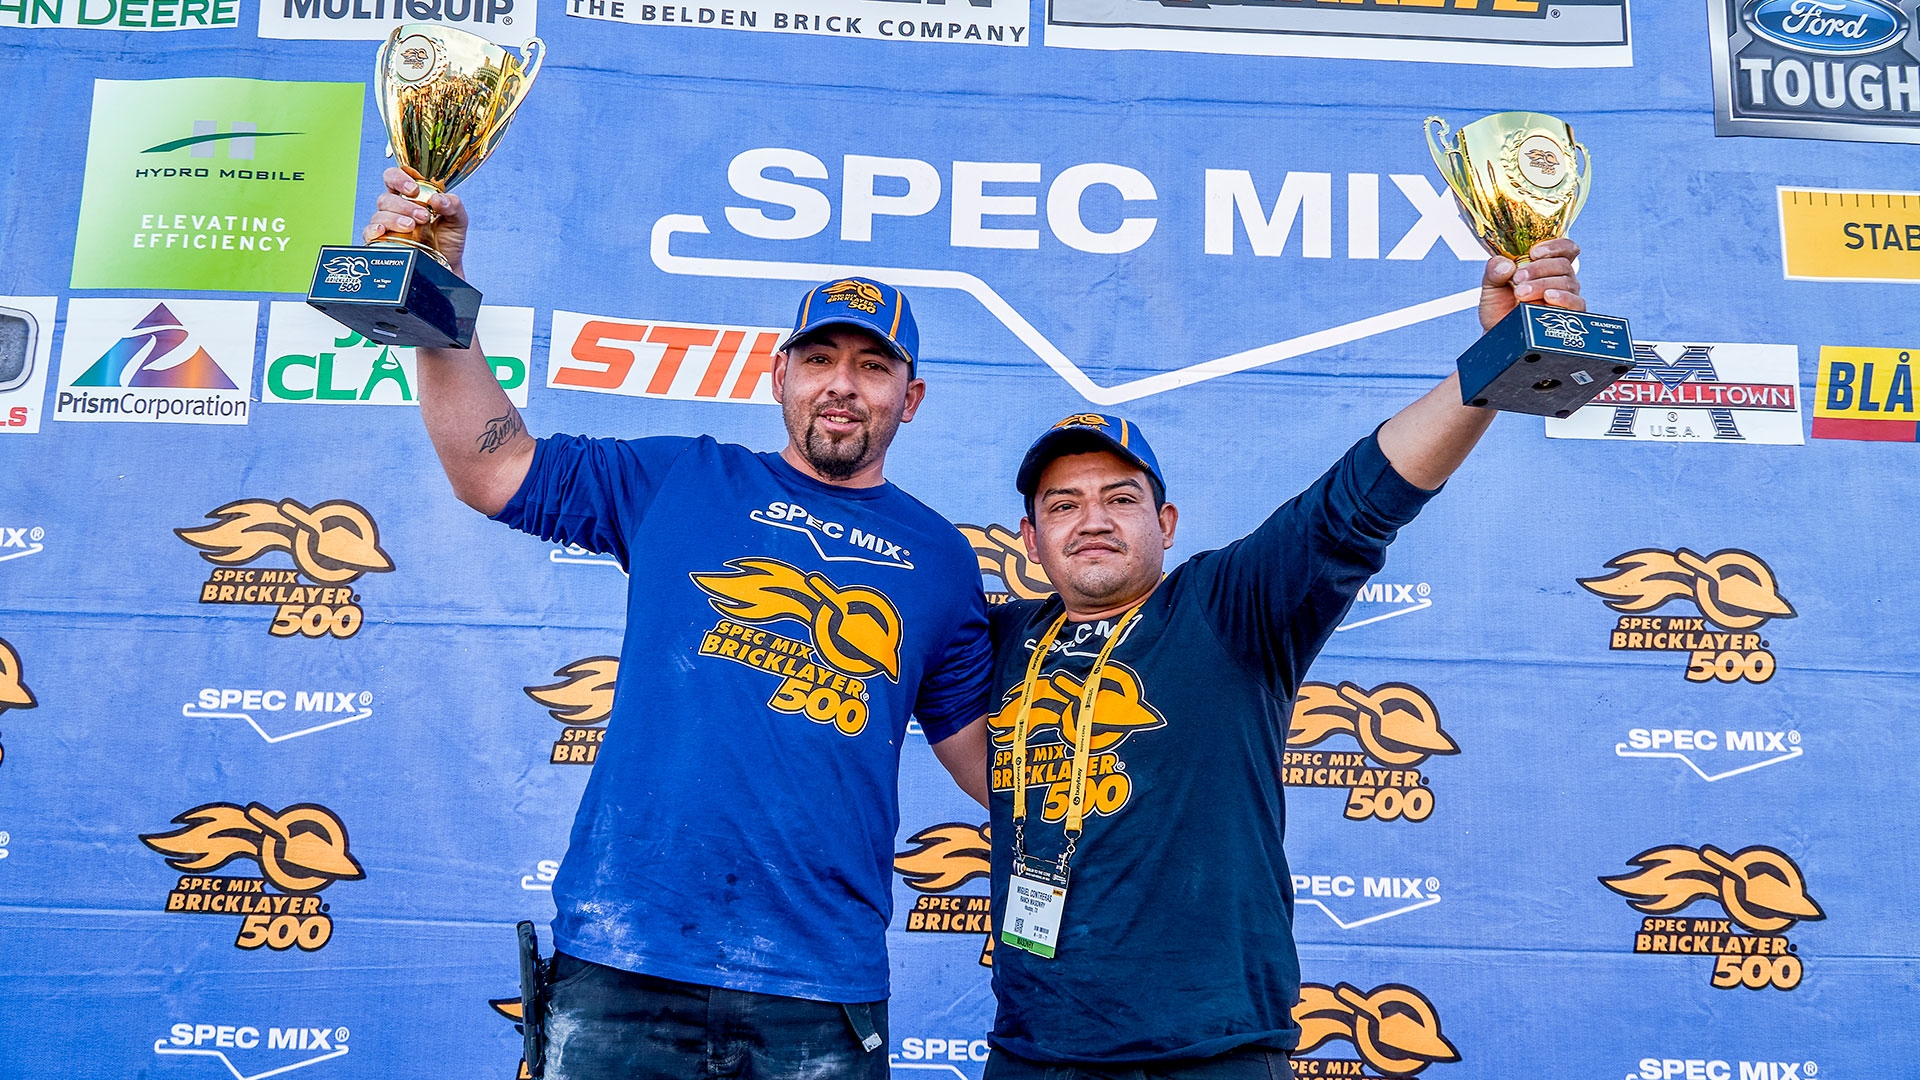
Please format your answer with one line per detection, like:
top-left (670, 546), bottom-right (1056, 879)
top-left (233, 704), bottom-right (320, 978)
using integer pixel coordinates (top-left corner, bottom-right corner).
top-left (477, 410), bottom-right (524, 454)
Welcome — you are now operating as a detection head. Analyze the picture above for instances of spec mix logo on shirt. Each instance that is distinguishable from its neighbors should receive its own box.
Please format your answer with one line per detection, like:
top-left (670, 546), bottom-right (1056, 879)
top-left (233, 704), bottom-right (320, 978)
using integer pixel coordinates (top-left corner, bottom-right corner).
top-left (0, 637), bottom-right (39, 769)
top-left (72, 78), bottom-right (362, 292)
top-left (264, 302), bottom-right (533, 407)
top-left (1813, 345), bottom-right (1919, 439)
top-left (1547, 342), bottom-right (1804, 444)
top-left (1601, 844), bottom-right (1825, 991)
top-left (1289, 983), bottom-right (1459, 1079)
top-left (1284, 681), bottom-right (1458, 824)
top-left (1581, 549), bottom-right (1794, 683)
top-left (960, 523), bottom-right (1053, 606)
top-left (1710, 0), bottom-right (1920, 143)
top-left (141, 802), bottom-right (366, 952)
top-left (524, 656), bottom-right (618, 765)
top-left (176, 499), bottom-right (395, 639)
top-left (893, 821), bottom-right (993, 967)
top-left (55, 299), bottom-right (257, 425)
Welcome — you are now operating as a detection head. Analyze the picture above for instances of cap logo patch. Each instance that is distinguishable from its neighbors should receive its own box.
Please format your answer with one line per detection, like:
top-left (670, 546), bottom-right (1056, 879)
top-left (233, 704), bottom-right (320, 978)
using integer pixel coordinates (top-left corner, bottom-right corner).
top-left (1053, 413), bottom-right (1108, 429)
top-left (824, 279), bottom-right (885, 315)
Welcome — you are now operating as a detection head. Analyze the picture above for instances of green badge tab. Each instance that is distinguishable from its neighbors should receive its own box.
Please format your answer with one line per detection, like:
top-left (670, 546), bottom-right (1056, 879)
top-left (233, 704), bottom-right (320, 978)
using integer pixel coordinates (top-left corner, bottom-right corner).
top-left (72, 78), bottom-right (364, 293)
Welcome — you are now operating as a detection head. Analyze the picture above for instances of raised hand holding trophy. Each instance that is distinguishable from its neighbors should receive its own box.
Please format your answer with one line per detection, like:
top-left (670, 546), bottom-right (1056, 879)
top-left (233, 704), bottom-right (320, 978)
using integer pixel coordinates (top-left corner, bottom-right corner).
top-left (308, 25), bottom-right (544, 350)
top-left (1426, 112), bottom-right (1636, 418)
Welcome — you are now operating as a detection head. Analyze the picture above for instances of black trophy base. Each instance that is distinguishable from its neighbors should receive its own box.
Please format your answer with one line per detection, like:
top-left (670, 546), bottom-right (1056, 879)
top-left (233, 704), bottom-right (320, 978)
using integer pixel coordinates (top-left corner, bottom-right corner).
top-left (1457, 302), bottom-right (1637, 418)
top-left (306, 245), bottom-right (482, 350)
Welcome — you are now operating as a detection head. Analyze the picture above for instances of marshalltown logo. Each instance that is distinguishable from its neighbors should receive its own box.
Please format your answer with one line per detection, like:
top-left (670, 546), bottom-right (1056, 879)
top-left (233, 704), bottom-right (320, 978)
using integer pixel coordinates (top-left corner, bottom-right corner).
top-left (1290, 983), bottom-right (1460, 1078)
top-left (1602, 844), bottom-right (1824, 991)
top-left (177, 499), bottom-right (394, 639)
top-left (691, 559), bottom-right (902, 737)
top-left (142, 802), bottom-right (365, 952)
top-left (1581, 549), bottom-right (1794, 683)
top-left (1285, 682), bottom-right (1458, 824)
top-left (960, 523), bottom-right (1053, 605)
top-left (894, 821), bottom-right (994, 967)
top-left (0, 636), bottom-right (38, 768)
top-left (525, 656), bottom-right (618, 765)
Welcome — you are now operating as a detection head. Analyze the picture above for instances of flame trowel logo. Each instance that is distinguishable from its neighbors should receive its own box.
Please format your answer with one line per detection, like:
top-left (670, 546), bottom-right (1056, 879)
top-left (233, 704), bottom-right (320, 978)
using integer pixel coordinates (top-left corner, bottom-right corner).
top-left (177, 499), bottom-right (393, 640)
top-left (1581, 548), bottom-right (1794, 683)
top-left (894, 821), bottom-right (994, 967)
top-left (1290, 983), bottom-right (1460, 1078)
top-left (1601, 844), bottom-right (1824, 991)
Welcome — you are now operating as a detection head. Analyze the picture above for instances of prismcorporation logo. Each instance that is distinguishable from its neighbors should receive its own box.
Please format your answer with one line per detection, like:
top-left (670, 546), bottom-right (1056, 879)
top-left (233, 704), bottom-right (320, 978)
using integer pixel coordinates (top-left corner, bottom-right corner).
top-left (0, 636), bottom-right (39, 769)
top-left (893, 821), bottom-right (993, 967)
top-left (153, 1021), bottom-right (350, 1078)
top-left (960, 523), bottom-right (1052, 606)
top-left (141, 801), bottom-right (365, 952)
top-left (1290, 983), bottom-right (1459, 1079)
top-left (1601, 844), bottom-right (1824, 991)
top-left (1580, 549), bottom-right (1795, 683)
top-left (55, 300), bottom-right (256, 425)
top-left (1284, 682), bottom-right (1458, 824)
top-left (525, 656), bottom-right (618, 765)
top-left (177, 499), bottom-right (395, 639)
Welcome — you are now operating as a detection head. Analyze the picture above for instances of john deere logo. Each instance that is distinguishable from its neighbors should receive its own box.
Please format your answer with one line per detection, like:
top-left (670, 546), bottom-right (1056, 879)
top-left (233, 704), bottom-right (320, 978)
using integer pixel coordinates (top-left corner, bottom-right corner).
top-left (1285, 682), bottom-right (1457, 824)
top-left (177, 499), bottom-right (394, 640)
top-left (0, 636), bottom-right (38, 769)
top-left (142, 801), bottom-right (365, 952)
top-left (894, 822), bottom-right (993, 967)
top-left (1291, 983), bottom-right (1460, 1077)
top-left (1601, 844), bottom-right (1824, 991)
top-left (525, 656), bottom-right (618, 765)
top-left (1580, 548), bottom-right (1794, 683)
top-left (959, 523), bottom-right (1053, 605)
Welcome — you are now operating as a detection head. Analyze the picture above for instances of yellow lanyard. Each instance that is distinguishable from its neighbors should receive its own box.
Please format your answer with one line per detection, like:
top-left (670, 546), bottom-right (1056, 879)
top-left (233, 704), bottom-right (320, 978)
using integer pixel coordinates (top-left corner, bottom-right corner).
top-left (1010, 603), bottom-right (1146, 842)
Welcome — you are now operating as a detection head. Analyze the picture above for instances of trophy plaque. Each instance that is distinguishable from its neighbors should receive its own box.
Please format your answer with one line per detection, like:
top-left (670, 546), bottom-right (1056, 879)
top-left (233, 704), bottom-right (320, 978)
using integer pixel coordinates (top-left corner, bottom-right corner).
top-left (307, 25), bottom-right (544, 350)
top-left (1426, 112), bottom-right (1635, 418)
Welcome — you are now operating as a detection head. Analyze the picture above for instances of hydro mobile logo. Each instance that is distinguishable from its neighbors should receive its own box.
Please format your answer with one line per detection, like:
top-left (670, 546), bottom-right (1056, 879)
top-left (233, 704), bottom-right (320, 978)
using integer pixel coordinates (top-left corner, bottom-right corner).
top-left (1290, 983), bottom-right (1459, 1078)
top-left (525, 656), bottom-right (618, 765)
top-left (1601, 844), bottom-right (1825, 991)
top-left (1284, 682), bottom-right (1458, 824)
top-left (893, 821), bottom-right (993, 966)
top-left (177, 499), bottom-right (395, 639)
top-left (154, 1022), bottom-right (349, 1078)
top-left (141, 801), bottom-right (365, 953)
top-left (0, 636), bottom-right (38, 768)
top-left (1580, 549), bottom-right (1795, 683)
top-left (690, 558), bottom-right (903, 737)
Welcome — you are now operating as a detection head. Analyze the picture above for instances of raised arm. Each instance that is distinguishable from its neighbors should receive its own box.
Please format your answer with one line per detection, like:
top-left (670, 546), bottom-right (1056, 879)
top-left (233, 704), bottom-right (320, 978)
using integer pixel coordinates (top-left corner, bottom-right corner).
top-left (365, 168), bottom-right (534, 516)
top-left (1377, 237), bottom-right (1585, 491)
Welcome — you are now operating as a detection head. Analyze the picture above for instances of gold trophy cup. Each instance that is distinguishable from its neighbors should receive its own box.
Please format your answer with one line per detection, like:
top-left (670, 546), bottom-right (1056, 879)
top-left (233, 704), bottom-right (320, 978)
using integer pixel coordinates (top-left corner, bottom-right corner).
top-left (1424, 111), bottom-right (1634, 418)
top-left (307, 24), bottom-right (544, 350)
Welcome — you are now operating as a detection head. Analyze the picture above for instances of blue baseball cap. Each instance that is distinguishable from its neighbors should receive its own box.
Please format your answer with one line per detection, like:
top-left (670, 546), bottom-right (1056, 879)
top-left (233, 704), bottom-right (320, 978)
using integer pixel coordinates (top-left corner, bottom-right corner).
top-left (1016, 413), bottom-right (1166, 503)
top-left (777, 277), bottom-right (918, 372)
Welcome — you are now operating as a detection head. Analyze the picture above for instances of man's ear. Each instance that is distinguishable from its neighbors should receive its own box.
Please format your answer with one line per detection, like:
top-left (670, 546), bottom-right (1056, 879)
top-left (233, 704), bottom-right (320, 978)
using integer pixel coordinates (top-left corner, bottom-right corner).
top-left (770, 350), bottom-right (789, 404)
top-left (1020, 517), bottom-right (1041, 564)
top-left (900, 376), bottom-right (927, 423)
top-left (1158, 502), bottom-right (1179, 550)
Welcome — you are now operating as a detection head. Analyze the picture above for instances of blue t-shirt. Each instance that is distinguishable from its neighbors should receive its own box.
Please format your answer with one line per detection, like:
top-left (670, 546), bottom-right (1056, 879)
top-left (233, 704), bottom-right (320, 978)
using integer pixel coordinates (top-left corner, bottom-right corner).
top-left (495, 434), bottom-right (992, 1003)
top-left (985, 432), bottom-right (1436, 1062)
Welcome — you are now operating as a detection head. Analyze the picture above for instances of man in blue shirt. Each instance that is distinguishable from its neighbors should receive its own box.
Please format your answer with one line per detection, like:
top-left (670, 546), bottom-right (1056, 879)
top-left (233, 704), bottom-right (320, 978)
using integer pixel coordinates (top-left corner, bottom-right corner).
top-left (367, 171), bottom-right (992, 1079)
top-left (946, 240), bottom-right (1587, 1078)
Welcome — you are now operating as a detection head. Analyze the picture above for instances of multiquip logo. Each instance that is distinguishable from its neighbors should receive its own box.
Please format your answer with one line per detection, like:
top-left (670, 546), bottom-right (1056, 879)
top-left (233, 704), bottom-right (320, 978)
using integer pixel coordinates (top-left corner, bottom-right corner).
top-left (1284, 682), bottom-right (1458, 824)
top-left (265, 302), bottom-right (534, 407)
top-left (0, 636), bottom-right (38, 768)
top-left (142, 802), bottom-right (365, 952)
top-left (525, 656), bottom-right (618, 765)
top-left (260, 0), bottom-right (534, 47)
top-left (1290, 983), bottom-right (1459, 1079)
top-left (55, 299), bottom-right (256, 425)
top-left (1814, 345), bottom-right (1919, 440)
top-left (177, 499), bottom-right (394, 639)
top-left (894, 821), bottom-right (993, 967)
top-left (154, 1021), bottom-right (350, 1077)
top-left (1548, 342), bottom-right (1804, 444)
top-left (960, 523), bottom-right (1052, 605)
top-left (1580, 549), bottom-right (1794, 683)
top-left (1711, 0), bottom-right (1920, 143)
top-left (548, 312), bottom-right (782, 405)
top-left (1602, 844), bottom-right (1824, 991)
top-left (72, 79), bottom-right (362, 292)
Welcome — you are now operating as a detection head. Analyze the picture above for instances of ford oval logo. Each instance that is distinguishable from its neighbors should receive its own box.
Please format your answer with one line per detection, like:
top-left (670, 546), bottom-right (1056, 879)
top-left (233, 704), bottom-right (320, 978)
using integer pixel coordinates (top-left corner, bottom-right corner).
top-left (1743, 0), bottom-right (1910, 56)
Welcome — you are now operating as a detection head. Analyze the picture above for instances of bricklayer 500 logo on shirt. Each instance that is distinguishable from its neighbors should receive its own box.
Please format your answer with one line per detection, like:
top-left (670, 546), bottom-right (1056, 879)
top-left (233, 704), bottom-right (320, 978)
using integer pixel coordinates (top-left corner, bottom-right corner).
top-left (72, 78), bottom-right (362, 293)
top-left (55, 298), bottom-right (257, 425)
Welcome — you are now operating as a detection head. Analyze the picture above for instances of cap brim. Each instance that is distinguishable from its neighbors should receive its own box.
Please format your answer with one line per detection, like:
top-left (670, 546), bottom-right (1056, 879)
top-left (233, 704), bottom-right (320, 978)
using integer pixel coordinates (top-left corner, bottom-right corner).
top-left (1016, 428), bottom-right (1155, 497)
top-left (777, 317), bottom-right (914, 368)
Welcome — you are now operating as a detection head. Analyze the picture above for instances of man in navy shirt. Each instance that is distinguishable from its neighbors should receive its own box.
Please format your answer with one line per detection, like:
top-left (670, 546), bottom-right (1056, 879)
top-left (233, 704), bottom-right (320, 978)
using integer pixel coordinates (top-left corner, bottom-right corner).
top-left (951, 240), bottom-right (1587, 1078)
top-left (366, 172), bottom-right (992, 1079)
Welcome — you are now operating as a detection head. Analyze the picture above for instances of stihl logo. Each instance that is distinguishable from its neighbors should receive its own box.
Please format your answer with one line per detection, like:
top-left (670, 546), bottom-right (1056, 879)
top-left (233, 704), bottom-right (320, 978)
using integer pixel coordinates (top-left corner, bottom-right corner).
top-left (548, 312), bottom-right (783, 404)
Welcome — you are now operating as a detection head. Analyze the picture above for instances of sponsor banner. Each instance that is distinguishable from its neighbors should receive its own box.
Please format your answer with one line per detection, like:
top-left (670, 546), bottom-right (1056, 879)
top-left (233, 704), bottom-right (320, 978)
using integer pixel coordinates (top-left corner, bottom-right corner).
top-left (1284, 681), bottom-right (1455, 824)
top-left (183, 686), bottom-right (375, 744)
top-left (259, 0), bottom-right (533, 45)
top-left (55, 298), bottom-right (257, 425)
top-left (1580, 548), bottom-right (1794, 683)
top-left (72, 78), bottom-right (362, 293)
top-left (1043, 0), bottom-right (1631, 67)
top-left (0, 0), bottom-right (239, 29)
top-left (1629, 1059), bottom-right (1820, 1080)
top-left (894, 821), bottom-right (994, 966)
top-left (0, 296), bottom-right (57, 434)
top-left (1601, 844), bottom-right (1823, 991)
top-left (1779, 186), bottom-right (1920, 282)
top-left (263, 302), bottom-right (533, 407)
top-left (176, 497), bottom-right (394, 638)
top-left (153, 1021), bottom-right (352, 1076)
top-left (1710, 0), bottom-right (1920, 143)
top-left (1813, 345), bottom-right (1919, 440)
top-left (564, 0), bottom-right (1027, 45)
top-left (547, 311), bottom-right (783, 404)
top-left (1290, 871), bottom-right (1442, 930)
top-left (141, 801), bottom-right (365, 952)
top-left (1288, 982), bottom-right (1459, 1078)
top-left (1546, 341), bottom-right (1804, 444)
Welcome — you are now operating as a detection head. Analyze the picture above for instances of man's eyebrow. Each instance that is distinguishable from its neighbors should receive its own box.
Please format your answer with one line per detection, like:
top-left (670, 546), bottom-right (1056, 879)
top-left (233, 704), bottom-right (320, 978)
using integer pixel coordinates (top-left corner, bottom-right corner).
top-left (1100, 477), bottom-right (1145, 494)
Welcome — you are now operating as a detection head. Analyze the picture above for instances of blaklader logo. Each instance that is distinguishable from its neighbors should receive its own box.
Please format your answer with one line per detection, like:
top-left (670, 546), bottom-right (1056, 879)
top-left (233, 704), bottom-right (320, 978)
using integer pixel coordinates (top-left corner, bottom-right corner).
top-left (142, 802), bottom-right (365, 952)
top-left (1290, 983), bottom-right (1459, 1078)
top-left (1580, 549), bottom-right (1795, 683)
top-left (177, 499), bottom-right (395, 640)
top-left (525, 656), bottom-right (618, 765)
top-left (1285, 682), bottom-right (1457, 824)
top-left (959, 523), bottom-right (1052, 605)
top-left (1601, 844), bottom-right (1825, 991)
top-left (894, 821), bottom-right (993, 967)
top-left (153, 1021), bottom-right (350, 1077)
top-left (489, 998), bottom-right (533, 1079)
top-left (0, 636), bottom-right (39, 769)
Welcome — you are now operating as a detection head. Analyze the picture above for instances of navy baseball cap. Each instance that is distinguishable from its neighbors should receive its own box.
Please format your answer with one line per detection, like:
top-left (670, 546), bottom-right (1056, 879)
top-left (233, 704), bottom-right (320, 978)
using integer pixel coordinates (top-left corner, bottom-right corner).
top-left (777, 277), bottom-right (918, 372)
top-left (1016, 413), bottom-right (1166, 503)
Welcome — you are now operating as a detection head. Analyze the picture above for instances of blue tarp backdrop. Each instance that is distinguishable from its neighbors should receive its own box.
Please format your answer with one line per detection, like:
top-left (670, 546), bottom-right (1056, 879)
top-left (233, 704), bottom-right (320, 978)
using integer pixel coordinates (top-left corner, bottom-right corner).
top-left (2, 1), bottom-right (1918, 1078)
